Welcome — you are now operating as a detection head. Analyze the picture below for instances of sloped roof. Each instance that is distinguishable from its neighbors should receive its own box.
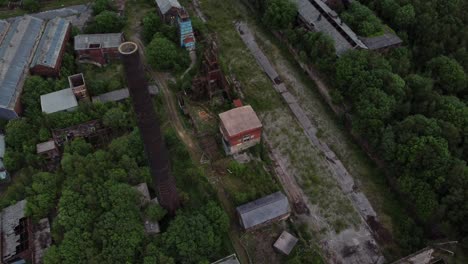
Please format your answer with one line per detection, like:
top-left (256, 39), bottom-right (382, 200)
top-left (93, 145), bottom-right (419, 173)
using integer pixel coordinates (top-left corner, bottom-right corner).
top-left (1, 200), bottom-right (27, 262)
top-left (295, 0), bottom-right (367, 55)
top-left (40, 88), bottom-right (78, 114)
top-left (219, 105), bottom-right (262, 137)
top-left (36, 140), bottom-right (56, 154)
top-left (74, 33), bottom-right (123, 50)
top-left (236, 192), bottom-right (290, 229)
top-left (155, 0), bottom-right (181, 15)
top-left (31, 17), bottom-right (70, 69)
top-left (0, 16), bottom-right (44, 109)
top-left (360, 33), bottom-right (402, 50)
top-left (212, 254), bottom-right (241, 264)
top-left (0, 20), bottom-right (10, 44)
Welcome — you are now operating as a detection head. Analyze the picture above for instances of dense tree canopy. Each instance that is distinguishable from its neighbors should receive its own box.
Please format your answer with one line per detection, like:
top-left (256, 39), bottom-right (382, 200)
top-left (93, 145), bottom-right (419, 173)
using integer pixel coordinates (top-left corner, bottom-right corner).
top-left (262, 0), bottom-right (297, 30)
top-left (341, 2), bottom-right (384, 37)
top-left (86, 11), bottom-right (125, 34)
top-left (146, 35), bottom-right (188, 71)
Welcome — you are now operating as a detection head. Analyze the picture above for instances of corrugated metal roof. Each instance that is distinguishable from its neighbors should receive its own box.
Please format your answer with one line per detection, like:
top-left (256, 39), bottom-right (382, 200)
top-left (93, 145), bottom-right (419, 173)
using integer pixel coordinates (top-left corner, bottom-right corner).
top-left (211, 254), bottom-right (241, 264)
top-left (92, 86), bottom-right (159, 103)
top-left (179, 19), bottom-right (195, 48)
top-left (74, 33), bottom-right (123, 50)
top-left (0, 16), bottom-right (44, 109)
top-left (360, 33), bottom-right (402, 50)
top-left (236, 192), bottom-right (290, 229)
top-left (40, 88), bottom-right (78, 114)
top-left (1, 200), bottom-right (27, 262)
top-left (31, 17), bottom-right (70, 69)
top-left (219, 105), bottom-right (262, 137)
top-left (295, 0), bottom-right (367, 55)
top-left (155, 0), bottom-right (181, 15)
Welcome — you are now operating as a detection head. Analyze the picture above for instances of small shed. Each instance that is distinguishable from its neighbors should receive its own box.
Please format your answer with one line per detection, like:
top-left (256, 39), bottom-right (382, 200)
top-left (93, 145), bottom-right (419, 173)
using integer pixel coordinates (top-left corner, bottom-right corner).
top-left (211, 254), bottom-right (240, 264)
top-left (155, 0), bottom-right (182, 23)
top-left (236, 191), bottom-right (290, 230)
top-left (273, 231), bottom-right (298, 255)
top-left (219, 105), bottom-right (262, 155)
top-left (40, 88), bottom-right (78, 114)
top-left (68, 73), bottom-right (89, 101)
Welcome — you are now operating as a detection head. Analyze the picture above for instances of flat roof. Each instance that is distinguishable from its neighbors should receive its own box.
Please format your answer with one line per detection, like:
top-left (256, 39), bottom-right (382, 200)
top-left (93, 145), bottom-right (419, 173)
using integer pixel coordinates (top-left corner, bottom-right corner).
top-left (36, 140), bottom-right (56, 154)
top-left (0, 16), bottom-right (44, 109)
top-left (74, 33), bottom-right (123, 50)
top-left (31, 17), bottom-right (70, 69)
top-left (1, 200), bottom-right (27, 262)
top-left (360, 33), bottom-right (402, 50)
top-left (273, 231), bottom-right (298, 255)
top-left (295, 0), bottom-right (367, 55)
top-left (219, 105), bottom-right (262, 137)
top-left (155, 0), bottom-right (181, 15)
top-left (236, 191), bottom-right (290, 229)
top-left (40, 88), bottom-right (78, 114)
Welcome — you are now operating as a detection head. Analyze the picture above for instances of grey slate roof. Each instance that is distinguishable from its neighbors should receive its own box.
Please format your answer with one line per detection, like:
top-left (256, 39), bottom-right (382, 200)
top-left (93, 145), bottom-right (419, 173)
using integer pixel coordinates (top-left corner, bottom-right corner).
top-left (360, 33), bottom-right (402, 50)
top-left (236, 191), bottom-right (290, 229)
top-left (295, 0), bottom-right (367, 55)
top-left (273, 231), bottom-right (298, 255)
top-left (0, 16), bottom-right (44, 109)
top-left (1, 200), bottom-right (27, 262)
top-left (31, 17), bottom-right (70, 69)
top-left (74, 33), bottom-right (123, 50)
top-left (92, 86), bottom-right (159, 103)
top-left (36, 140), bottom-right (56, 154)
top-left (155, 0), bottom-right (181, 15)
top-left (211, 254), bottom-right (241, 264)
top-left (40, 88), bottom-right (78, 114)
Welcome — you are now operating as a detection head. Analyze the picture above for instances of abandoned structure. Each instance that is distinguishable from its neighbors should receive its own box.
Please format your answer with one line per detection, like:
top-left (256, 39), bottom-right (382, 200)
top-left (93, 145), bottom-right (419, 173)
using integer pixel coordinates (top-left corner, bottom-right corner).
top-left (360, 32), bottom-right (403, 52)
top-left (1, 200), bottom-right (52, 264)
top-left (40, 88), bottom-right (78, 114)
top-left (36, 140), bottom-right (61, 171)
top-left (74, 33), bottom-right (123, 65)
top-left (68, 73), bottom-right (89, 101)
top-left (178, 9), bottom-right (195, 50)
top-left (0, 16), bottom-right (44, 120)
top-left (51, 120), bottom-right (109, 147)
top-left (155, 0), bottom-right (182, 23)
top-left (91, 85), bottom-right (158, 103)
top-left (191, 40), bottom-right (230, 101)
top-left (294, 0), bottom-right (401, 55)
top-left (0, 134), bottom-right (7, 180)
top-left (119, 41), bottom-right (180, 214)
top-left (273, 231), bottom-right (298, 255)
top-left (211, 254), bottom-right (241, 264)
top-left (133, 183), bottom-right (161, 234)
top-left (30, 17), bottom-right (71, 77)
top-left (236, 191), bottom-right (290, 230)
top-left (219, 105), bottom-right (262, 155)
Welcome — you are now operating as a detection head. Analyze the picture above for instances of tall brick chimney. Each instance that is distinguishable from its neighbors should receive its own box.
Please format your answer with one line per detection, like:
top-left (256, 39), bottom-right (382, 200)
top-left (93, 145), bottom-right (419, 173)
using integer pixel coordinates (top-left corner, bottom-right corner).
top-left (118, 42), bottom-right (180, 214)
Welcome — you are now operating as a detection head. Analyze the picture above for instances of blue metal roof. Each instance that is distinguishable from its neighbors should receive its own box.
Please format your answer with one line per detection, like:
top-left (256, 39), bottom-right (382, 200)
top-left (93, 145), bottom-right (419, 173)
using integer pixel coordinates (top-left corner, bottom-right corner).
top-left (178, 19), bottom-right (195, 48)
top-left (0, 16), bottom-right (44, 108)
top-left (31, 17), bottom-right (70, 69)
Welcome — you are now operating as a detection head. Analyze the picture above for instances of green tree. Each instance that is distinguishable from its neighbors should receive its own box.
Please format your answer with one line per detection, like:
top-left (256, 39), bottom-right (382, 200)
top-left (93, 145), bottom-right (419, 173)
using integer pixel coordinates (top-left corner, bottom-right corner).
top-left (145, 203), bottom-right (167, 221)
top-left (142, 13), bottom-right (162, 43)
top-left (86, 11), bottom-right (125, 33)
top-left (102, 107), bottom-right (129, 130)
top-left (26, 172), bottom-right (62, 221)
top-left (426, 56), bottom-right (467, 94)
top-left (23, 0), bottom-right (40, 12)
top-left (92, 0), bottom-right (115, 15)
top-left (262, 0), bottom-right (297, 30)
top-left (394, 4), bottom-right (415, 28)
top-left (341, 2), bottom-right (384, 36)
top-left (146, 36), bottom-right (179, 70)
top-left (64, 138), bottom-right (93, 156)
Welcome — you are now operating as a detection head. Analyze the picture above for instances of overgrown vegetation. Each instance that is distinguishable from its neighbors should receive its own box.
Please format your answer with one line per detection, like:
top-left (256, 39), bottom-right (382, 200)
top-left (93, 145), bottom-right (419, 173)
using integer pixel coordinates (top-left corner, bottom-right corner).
top-left (341, 2), bottom-right (384, 37)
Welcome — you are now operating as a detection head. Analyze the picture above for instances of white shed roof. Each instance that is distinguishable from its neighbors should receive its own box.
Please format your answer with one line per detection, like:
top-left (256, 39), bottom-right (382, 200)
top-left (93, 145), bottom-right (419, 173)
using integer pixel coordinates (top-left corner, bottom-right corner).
top-left (273, 231), bottom-right (298, 255)
top-left (40, 88), bottom-right (78, 114)
top-left (155, 0), bottom-right (181, 15)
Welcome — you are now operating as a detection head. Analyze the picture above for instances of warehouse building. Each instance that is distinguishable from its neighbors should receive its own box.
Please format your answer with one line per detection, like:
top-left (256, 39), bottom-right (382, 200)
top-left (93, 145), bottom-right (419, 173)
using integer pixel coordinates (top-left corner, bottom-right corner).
top-left (219, 105), bottom-right (262, 155)
top-left (74, 33), bottom-right (123, 65)
top-left (1, 200), bottom-right (52, 264)
top-left (0, 16), bottom-right (44, 120)
top-left (30, 17), bottom-right (71, 77)
top-left (155, 0), bottom-right (182, 23)
top-left (40, 88), bottom-right (78, 114)
top-left (236, 192), bottom-right (290, 230)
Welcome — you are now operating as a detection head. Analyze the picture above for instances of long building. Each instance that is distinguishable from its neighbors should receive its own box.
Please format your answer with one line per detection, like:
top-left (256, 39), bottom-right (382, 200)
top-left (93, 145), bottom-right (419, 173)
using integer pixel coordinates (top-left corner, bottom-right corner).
top-left (0, 16), bottom-right (44, 120)
top-left (30, 17), bottom-right (71, 77)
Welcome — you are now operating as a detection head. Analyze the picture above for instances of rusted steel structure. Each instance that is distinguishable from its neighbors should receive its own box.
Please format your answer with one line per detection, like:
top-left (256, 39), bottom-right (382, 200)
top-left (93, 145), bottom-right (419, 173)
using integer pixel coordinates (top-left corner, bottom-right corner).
top-left (191, 39), bottom-right (231, 101)
top-left (51, 120), bottom-right (109, 147)
top-left (119, 42), bottom-right (180, 214)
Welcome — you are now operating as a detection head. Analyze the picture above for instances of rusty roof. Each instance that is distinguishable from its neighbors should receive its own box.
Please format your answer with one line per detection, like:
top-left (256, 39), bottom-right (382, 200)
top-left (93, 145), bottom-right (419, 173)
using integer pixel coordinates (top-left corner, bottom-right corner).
top-left (219, 105), bottom-right (262, 137)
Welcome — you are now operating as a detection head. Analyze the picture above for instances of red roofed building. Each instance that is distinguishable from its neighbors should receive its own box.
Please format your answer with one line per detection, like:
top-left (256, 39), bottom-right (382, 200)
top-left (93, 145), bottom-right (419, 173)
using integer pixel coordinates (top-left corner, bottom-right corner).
top-left (219, 105), bottom-right (262, 155)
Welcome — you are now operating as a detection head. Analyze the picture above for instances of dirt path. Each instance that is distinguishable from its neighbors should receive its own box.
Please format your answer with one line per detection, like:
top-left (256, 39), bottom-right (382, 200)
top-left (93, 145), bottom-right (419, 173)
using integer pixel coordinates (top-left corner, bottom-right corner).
top-left (236, 21), bottom-right (384, 264)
